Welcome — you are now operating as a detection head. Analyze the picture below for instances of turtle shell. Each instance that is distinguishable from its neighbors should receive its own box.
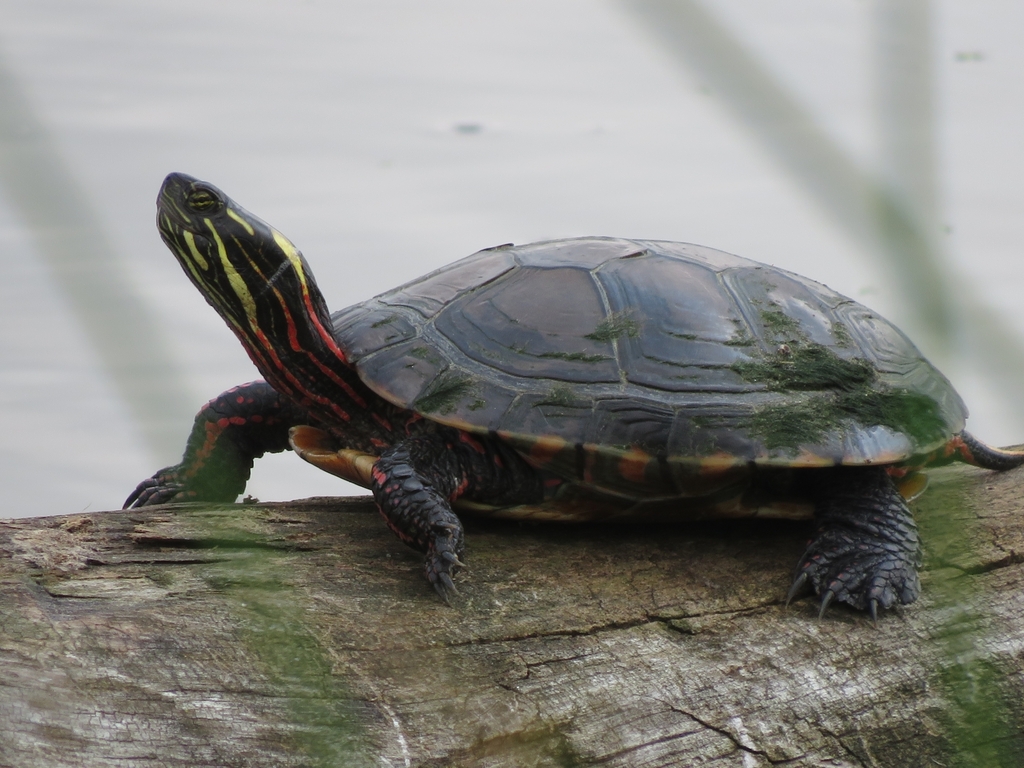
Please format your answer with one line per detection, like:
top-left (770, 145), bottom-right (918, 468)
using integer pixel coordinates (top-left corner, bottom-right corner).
top-left (330, 238), bottom-right (966, 497)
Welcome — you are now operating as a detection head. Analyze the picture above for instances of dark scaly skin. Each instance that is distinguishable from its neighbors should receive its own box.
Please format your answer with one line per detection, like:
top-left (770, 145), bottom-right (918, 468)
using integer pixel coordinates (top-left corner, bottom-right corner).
top-left (956, 431), bottom-right (1024, 472)
top-left (372, 442), bottom-right (467, 597)
top-left (787, 467), bottom-right (921, 620)
top-left (370, 429), bottom-right (542, 598)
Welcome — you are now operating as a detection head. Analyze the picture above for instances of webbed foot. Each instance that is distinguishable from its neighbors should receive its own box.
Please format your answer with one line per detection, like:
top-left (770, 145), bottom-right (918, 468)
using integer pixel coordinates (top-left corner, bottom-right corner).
top-left (788, 467), bottom-right (921, 617)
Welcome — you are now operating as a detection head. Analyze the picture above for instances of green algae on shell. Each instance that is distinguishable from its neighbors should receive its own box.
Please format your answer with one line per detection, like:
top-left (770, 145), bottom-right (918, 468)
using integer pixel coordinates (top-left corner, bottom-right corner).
top-left (733, 343), bottom-right (949, 450)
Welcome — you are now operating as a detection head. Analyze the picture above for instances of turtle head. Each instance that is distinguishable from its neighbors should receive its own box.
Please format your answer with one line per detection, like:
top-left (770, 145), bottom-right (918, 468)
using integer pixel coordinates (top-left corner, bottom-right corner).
top-left (156, 173), bottom-right (350, 399)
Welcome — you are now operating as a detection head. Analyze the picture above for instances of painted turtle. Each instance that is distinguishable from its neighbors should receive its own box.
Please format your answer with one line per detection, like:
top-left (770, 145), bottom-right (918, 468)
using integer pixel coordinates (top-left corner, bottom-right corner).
top-left (127, 173), bottom-right (1024, 617)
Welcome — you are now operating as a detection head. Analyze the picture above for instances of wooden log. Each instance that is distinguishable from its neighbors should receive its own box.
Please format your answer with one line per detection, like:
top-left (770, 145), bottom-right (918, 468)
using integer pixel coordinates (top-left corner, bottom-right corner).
top-left (2, 461), bottom-right (1024, 767)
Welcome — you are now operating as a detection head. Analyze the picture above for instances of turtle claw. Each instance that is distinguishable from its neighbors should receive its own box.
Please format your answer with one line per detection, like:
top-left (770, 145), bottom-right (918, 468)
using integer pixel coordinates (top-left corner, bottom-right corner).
top-left (437, 572), bottom-right (458, 599)
top-left (442, 551), bottom-right (466, 568)
top-left (123, 471), bottom-right (191, 508)
top-left (424, 524), bottom-right (465, 604)
top-left (868, 598), bottom-right (879, 624)
top-left (785, 571), bottom-right (810, 605)
top-left (427, 553), bottom-right (461, 603)
top-left (817, 589), bottom-right (835, 619)
top-left (432, 580), bottom-right (451, 603)
top-left (123, 480), bottom-right (152, 508)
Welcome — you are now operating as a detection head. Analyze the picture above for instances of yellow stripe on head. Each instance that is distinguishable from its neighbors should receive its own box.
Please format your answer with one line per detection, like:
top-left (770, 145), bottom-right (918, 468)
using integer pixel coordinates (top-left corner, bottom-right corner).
top-left (205, 218), bottom-right (258, 326)
top-left (174, 238), bottom-right (208, 290)
top-left (182, 230), bottom-right (210, 271)
top-left (272, 228), bottom-right (310, 293)
top-left (226, 208), bottom-right (255, 235)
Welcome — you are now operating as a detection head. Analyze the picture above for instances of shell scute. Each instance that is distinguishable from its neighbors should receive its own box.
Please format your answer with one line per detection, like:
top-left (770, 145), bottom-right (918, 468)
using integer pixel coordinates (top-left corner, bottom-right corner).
top-left (331, 307), bottom-right (417, 359)
top-left (354, 338), bottom-right (446, 408)
top-left (380, 247), bottom-right (516, 318)
top-left (833, 304), bottom-right (923, 375)
top-left (720, 266), bottom-right (845, 352)
top-left (585, 398), bottom-right (674, 455)
top-left (432, 264), bottom-right (621, 382)
top-left (512, 236), bottom-right (647, 268)
top-left (596, 253), bottom-right (750, 388)
top-left (502, 391), bottom-right (593, 445)
top-left (637, 240), bottom-right (754, 272)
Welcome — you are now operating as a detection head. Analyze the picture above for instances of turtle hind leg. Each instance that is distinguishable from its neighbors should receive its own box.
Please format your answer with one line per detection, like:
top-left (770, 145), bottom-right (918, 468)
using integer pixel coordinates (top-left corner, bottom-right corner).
top-left (956, 431), bottom-right (1024, 472)
top-left (788, 467), bottom-right (921, 618)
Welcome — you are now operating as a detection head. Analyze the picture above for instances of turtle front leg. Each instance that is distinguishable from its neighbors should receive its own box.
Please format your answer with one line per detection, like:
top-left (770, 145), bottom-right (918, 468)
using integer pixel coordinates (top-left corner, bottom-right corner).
top-left (124, 380), bottom-right (313, 507)
top-left (372, 442), bottom-right (466, 599)
top-left (788, 467), bottom-right (921, 619)
top-left (370, 430), bottom-right (543, 600)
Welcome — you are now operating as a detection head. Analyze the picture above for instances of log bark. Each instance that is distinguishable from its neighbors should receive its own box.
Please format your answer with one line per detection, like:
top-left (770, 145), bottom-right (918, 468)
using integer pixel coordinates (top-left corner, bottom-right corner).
top-left (2, 462), bottom-right (1024, 767)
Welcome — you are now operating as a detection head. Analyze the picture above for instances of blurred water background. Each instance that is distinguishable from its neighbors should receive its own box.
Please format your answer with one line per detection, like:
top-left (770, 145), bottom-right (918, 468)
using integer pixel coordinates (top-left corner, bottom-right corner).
top-left (2, 0), bottom-right (1023, 518)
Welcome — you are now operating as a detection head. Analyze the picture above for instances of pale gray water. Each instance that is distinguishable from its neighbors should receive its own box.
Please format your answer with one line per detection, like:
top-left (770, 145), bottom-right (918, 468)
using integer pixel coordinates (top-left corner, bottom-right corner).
top-left (1, 0), bottom-right (1023, 517)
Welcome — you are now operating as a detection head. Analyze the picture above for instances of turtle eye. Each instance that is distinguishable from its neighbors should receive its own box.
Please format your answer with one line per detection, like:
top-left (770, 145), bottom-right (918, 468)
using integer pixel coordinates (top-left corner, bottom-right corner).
top-left (186, 188), bottom-right (221, 213)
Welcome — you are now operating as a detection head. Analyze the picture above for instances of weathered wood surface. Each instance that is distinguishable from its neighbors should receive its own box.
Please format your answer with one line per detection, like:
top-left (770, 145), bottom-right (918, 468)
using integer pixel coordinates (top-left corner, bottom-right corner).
top-left (2, 462), bottom-right (1024, 767)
